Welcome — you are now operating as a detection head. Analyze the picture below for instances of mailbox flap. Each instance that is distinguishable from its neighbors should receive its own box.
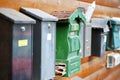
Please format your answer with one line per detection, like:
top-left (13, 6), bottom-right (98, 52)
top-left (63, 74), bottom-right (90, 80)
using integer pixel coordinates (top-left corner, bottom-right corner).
top-left (110, 18), bottom-right (120, 25)
top-left (68, 36), bottom-right (80, 52)
top-left (0, 8), bottom-right (36, 24)
top-left (91, 18), bottom-right (109, 32)
top-left (20, 7), bottom-right (58, 21)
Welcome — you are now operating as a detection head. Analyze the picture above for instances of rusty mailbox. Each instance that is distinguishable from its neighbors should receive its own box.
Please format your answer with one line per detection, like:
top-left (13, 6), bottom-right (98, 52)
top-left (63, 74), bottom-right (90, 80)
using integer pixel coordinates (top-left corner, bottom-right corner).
top-left (0, 8), bottom-right (35, 80)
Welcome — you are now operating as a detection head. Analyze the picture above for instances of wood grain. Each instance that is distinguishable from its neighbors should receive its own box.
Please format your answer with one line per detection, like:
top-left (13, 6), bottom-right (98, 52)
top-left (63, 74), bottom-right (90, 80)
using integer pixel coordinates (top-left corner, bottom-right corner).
top-left (55, 51), bottom-right (120, 80)
top-left (84, 64), bottom-right (120, 80)
top-left (0, 0), bottom-right (120, 17)
top-left (78, 0), bottom-right (120, 8)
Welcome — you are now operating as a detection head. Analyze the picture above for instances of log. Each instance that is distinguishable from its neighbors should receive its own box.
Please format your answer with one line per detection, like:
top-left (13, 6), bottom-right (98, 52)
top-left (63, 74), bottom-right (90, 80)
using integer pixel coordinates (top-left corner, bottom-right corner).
top-left (54, 51), bottom-right (120, 80)
top-left (78, 0), bottom-right (120, 8)
top-left (84, 64), bottom-right (120, 80)
top-left (0, 0), bottom-right (120, 17)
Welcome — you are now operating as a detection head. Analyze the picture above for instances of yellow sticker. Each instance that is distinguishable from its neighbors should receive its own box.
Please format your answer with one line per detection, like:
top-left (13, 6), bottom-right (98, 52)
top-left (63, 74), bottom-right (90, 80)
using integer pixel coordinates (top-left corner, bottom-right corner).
top-left (18, 40), bottom-right (28, 47)
top-left (74, 24), bottom-right (77, 30)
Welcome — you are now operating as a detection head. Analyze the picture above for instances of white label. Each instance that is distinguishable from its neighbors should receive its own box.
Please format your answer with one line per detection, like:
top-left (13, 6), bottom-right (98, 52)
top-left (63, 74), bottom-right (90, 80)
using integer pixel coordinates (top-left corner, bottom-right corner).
top-left (70, 32), bottom-right (75, 36)
top-left (47, 33), bottom-right (52, 40)
top-left (104, 35), bottom-right (107, 42)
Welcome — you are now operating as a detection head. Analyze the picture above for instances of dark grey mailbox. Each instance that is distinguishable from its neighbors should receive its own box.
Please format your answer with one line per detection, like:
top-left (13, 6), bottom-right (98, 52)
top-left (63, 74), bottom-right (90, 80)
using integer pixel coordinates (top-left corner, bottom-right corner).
top-left (0, 8), bottom-right (35, 80)
top-left (20, 7), bottom-right (58, 80)
top-left (91, 18), bottom-right (109, 57)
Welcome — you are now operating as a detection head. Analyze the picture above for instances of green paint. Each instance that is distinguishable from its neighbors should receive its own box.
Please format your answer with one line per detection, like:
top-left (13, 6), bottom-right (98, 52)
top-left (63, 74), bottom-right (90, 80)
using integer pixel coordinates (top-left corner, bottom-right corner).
top-left (106, 19), bottom-right (120, 50)
top-left (56, 9), bottom-right (86, 76)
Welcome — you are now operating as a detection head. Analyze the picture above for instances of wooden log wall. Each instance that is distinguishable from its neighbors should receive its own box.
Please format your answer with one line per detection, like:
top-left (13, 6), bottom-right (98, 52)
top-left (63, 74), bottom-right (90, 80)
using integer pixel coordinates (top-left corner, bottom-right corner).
top-left (0, 0), bottom-right (120, 80)
top-left (0, 0), bottom-right (120, 17)
top-left (54, 51), bottom-right (120, 80)
top-left (78, 0), bottom-right (120, 8)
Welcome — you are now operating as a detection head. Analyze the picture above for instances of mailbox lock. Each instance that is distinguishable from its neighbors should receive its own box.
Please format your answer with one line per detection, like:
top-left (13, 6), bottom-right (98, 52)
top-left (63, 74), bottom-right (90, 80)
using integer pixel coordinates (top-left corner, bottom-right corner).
top-left (20, 26), bottom-right (26, 31)
top-left (48, 24), bottom-right (51, 29)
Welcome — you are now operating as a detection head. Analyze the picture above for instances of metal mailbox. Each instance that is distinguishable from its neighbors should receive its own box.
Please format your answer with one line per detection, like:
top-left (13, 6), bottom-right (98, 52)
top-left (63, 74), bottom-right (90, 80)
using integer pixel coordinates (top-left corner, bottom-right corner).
top-left (80, 23), bottom-right (91, 58)
top-left (0, 8), bottom-right (35, 80)
top-left (52, 9), bottom-right (86, 76)
top-left (91, 18), bottom-right (109, 57)
top-left (106, 18), bottom-right (120, 50)
top-left (20, 7), bottom-right (58, 80)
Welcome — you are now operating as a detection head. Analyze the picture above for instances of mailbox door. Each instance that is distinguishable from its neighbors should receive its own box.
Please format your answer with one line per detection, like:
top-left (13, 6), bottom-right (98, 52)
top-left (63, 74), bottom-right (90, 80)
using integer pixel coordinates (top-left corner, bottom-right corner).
top-left (113, 26), bottom-right (120, 49)
top-left (68, 23), bottom-right (80, 57)
top-left (100, 34), bottom-right (106, 56)
top-left (68, 36), bottom-right (80, 53)
top-left (106, 27), bottom-right (113, 50)
top-left (12, 24), bottom-right (32, 80)
top-left (85, 26), bottom-right (91, 57)
top-left (79, 24), bottom-right (84, 58)
top-left (79, 23), bottom-right (91, 58)
top-left (41, 22), bottom-right (56, 80)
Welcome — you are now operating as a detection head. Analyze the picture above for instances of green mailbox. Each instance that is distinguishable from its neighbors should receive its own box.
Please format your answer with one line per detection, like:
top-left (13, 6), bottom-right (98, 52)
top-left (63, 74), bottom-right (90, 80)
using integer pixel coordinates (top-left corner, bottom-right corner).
top-left (106, 18), bottom-right (120, 50)
top-left (52, 9), bottom-right (86, 76)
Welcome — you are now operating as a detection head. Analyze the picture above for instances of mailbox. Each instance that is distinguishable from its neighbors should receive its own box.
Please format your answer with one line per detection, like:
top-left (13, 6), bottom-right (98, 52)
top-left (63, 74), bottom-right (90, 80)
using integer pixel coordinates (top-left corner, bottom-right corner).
top-left (91, 18), bottom-right (109, 57)
top-left (107, 52), bottom-right (120, 68)
top-left (20, 7), bottom-right (58, 80)
top-left (106, 18), bottom-right (120, 50)
top-left (0, 8), bottom-right (35, 80)
top-left (52, 9), bottom-right (86, 76)
top-left (80, 23), bottom-right (91, 58)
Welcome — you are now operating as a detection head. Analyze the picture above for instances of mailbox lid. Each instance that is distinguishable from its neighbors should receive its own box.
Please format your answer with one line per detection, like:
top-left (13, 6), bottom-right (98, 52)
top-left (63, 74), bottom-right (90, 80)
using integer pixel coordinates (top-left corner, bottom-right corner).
top-left (110, 18), bottom-right (120, 25)
top-left (0, 8), bottom-right (36, 24)
top-left (20, 7), bottom-right (58, 21)
top-left (51, 9), bottom-right (86, 23)
top-left (91, 18), bottom-right (109, 32)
